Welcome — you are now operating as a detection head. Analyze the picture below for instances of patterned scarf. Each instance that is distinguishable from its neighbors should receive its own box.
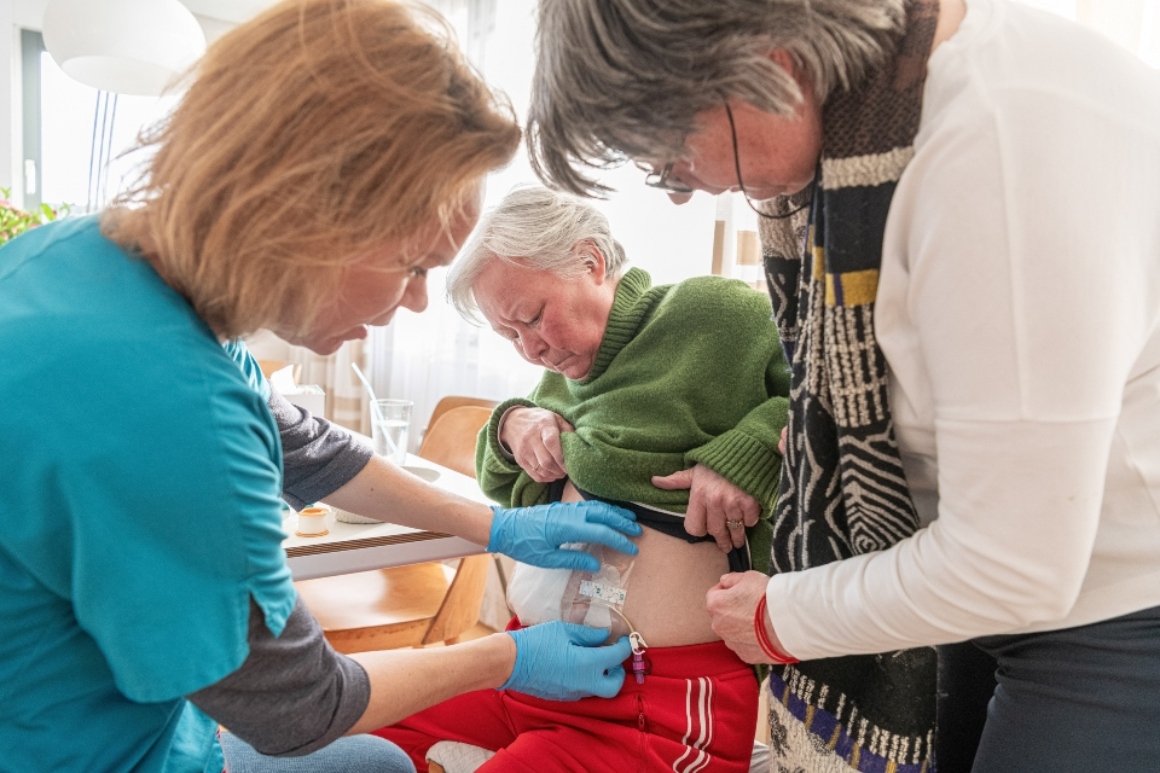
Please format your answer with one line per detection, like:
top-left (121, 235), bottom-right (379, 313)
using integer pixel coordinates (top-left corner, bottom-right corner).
top-left (758, 2), bottom-right (941, 770)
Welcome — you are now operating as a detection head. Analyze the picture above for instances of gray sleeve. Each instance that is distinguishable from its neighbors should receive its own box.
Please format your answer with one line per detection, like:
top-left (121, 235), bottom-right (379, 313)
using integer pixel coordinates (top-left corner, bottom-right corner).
top-left (187, 596), bottom-right (371, 757)
top-left (269, 385), bottom-right (374, 510)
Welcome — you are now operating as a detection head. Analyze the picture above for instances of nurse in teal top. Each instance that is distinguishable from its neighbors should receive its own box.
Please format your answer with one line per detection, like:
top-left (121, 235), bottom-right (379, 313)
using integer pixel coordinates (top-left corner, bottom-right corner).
top-left (0, 2), bottom-right (639, 771)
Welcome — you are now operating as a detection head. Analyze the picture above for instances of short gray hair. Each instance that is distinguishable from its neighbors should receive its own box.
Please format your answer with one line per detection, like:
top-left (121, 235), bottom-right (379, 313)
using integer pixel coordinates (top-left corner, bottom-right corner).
top-left (446, 186), bottom-right (628, 323)
top-left (527, 0), bottom-right (907, 196)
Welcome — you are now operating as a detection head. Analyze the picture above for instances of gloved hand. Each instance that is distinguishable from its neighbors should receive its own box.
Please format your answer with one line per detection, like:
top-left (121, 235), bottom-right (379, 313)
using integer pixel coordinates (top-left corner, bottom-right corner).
top-left (487, 501), bottom-right (642, 572)
top-left (502, 622), bottom-right (631, 701)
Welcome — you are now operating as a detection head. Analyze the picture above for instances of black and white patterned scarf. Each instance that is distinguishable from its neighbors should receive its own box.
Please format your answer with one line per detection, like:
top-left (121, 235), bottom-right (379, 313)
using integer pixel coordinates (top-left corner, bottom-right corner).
top-left (759, 2), bottom-right (942, 770)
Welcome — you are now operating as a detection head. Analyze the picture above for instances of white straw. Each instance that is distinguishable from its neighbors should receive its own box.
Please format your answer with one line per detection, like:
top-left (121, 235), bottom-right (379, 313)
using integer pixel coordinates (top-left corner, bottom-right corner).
top-left (351, 363), bottom-right (385, 425)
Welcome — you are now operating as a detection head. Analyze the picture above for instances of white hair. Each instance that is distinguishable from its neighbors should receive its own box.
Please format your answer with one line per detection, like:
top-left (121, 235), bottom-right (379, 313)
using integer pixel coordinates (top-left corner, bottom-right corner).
top-left (446, 186), bottom-right (627, 323)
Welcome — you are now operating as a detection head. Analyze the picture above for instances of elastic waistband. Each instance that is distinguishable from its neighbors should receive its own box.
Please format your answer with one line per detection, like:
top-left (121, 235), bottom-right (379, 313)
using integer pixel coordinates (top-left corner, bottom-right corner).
top-left (571, 483), bottom-right (751, 573)
top-left (507, 617), bottom-right (747, 678)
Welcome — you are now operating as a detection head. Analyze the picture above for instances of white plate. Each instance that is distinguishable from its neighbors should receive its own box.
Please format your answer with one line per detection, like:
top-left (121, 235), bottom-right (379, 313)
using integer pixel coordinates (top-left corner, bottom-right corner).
top-left (403, 465), bottom-right (440, 483)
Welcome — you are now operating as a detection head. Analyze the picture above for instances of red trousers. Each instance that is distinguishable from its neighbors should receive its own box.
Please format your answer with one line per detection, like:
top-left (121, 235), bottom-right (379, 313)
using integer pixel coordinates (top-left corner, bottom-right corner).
top-left (374, 639), bottom-right (758, 773)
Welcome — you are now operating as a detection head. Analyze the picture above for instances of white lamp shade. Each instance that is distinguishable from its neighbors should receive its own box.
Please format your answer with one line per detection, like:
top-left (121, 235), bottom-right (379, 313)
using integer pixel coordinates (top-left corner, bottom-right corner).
top-left (43, 0), bottom-right (207, 96)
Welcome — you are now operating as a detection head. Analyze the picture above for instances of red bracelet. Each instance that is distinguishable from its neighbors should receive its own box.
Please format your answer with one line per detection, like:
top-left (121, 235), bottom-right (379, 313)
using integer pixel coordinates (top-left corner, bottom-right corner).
top-left (755, 596), bottom-right (799, 665)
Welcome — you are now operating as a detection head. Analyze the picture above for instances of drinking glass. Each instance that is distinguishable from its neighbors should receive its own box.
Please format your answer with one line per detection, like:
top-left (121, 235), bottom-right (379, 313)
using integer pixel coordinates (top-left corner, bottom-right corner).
top-left (371, 398), bottom-right (412, 465)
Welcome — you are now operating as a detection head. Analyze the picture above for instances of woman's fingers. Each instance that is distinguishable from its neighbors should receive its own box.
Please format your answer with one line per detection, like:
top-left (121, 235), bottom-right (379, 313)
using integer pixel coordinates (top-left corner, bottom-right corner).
top-left (528, 454), bottom-right (565, 483)
top-left (683, 493), bottom-right (709, 538)
top-left (741, 498), bottom-right (761, 529)
top-left (507, 409), bottom-right (572, 482)
top-left (541, 425), bottom-right (567, 472)
top-left (651, 468), bottom-right (694, 490)
top-left (726, 504), bottom-right (747, 549)
top-left (657, 466), bottom-right (763, 551)
top-left (706, 571), bottom-right (771, 664)
top-left (714, 571), bottom-right (747, 591)
top-left (703, 502), bottom-right (735, 552)
top-left (687, 465), bottom-right (759, 552)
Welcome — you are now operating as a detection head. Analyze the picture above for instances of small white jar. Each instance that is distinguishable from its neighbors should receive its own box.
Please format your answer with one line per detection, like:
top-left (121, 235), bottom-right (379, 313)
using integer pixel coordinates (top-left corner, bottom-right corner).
top-left (295, 506), bottom-right (330, 537)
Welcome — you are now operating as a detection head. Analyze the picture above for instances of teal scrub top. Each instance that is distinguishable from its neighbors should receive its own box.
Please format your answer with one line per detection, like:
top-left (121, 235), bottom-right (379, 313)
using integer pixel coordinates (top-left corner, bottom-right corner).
top-left (0, 217), bottom-right (296, 772)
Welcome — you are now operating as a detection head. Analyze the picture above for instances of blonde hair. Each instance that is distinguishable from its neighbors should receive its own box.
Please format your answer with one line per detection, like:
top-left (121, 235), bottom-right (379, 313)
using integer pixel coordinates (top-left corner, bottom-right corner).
top-left (102, 0), bottom-right (520, 339)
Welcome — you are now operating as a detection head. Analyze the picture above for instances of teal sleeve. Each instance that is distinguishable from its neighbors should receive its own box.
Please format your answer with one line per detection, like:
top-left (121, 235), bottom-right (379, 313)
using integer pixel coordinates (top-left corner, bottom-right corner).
top-left (225, 338), bottom-right (271, 401)
top-left (477, 397), bottom-right (552, 508)
top-left (63, 329), bottom-right (294, 703)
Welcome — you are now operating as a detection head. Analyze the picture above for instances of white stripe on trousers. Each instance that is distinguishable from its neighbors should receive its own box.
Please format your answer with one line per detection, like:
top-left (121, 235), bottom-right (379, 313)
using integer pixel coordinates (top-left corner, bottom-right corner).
top-left (672, 677), bottom-right (715, 773)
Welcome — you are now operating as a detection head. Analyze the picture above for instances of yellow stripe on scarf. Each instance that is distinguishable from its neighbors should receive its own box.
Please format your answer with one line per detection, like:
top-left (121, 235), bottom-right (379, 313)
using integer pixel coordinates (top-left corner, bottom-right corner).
top-left (825, 268), bottom-right (879, 307)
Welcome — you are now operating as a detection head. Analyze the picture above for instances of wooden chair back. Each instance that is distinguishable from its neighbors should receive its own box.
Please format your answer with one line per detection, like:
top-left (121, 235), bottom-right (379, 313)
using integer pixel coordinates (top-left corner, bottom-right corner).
top-left (297, 397), bottom-right (496, 653)
top-left (426, 396), bottom-right (497, 438)
top-left (417, 405), bottom-right (495, 478)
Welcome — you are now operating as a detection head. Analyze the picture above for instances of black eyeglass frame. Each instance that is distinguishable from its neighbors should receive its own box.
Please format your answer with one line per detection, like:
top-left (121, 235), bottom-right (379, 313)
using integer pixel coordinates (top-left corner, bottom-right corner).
top-left (723, 101), bottom-right (814, 221)
top-left (634, 101), bottom-right (815, 219)
top-left (638, 161), bottom-right (695, 195)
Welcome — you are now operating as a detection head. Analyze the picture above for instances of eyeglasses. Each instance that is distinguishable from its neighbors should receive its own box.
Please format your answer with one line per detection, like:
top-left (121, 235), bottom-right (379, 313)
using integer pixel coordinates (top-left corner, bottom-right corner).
top-left (636, 104), bottom-right (814, 220)
top-left (635, 161), bottom-right (695, 195)
top-left (723, 101), bottom-right (813, 221)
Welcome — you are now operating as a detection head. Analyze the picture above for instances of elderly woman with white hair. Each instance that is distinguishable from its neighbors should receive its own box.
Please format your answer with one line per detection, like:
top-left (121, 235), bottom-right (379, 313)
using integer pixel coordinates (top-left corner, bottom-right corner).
top-left (371, 186), bottom-right (790, 773)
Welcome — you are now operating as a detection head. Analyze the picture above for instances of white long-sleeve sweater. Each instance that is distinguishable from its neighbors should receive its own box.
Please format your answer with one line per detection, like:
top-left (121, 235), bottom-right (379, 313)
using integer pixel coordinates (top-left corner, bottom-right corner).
top-left (767, 0), bottom-right (1160, 660)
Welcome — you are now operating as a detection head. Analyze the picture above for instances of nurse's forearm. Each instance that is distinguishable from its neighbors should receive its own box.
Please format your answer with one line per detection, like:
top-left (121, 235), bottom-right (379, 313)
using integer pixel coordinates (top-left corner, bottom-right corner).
top-left (346, 633), bottom-right (516, 732)
top-left (321, 454), bottom-right (493, 545)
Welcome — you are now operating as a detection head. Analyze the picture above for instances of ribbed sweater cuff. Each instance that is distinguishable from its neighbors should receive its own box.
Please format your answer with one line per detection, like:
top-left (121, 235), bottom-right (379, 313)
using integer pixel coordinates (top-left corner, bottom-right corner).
top-left (686, 430), bottom-right (782, 512)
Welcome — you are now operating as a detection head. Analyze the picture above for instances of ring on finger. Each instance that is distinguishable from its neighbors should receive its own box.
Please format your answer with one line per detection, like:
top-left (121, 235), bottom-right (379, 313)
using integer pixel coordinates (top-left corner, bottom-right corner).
top-left (726, 519), bottom-right (743, 530)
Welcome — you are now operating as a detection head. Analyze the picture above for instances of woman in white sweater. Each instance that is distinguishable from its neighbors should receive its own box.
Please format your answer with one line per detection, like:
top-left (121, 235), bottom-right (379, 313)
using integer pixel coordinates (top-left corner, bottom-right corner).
top-left (526, 0), bottom-right (1160, 771)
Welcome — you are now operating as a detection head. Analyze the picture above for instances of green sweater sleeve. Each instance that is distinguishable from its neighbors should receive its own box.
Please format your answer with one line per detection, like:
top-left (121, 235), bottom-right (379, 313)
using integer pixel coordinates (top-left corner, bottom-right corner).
top-left (685, 399), bottom-right (787, 511)
top-left (685, 343), bottom-right (790, 514)
top-left (475, 397), bottom-right (552, 508)
top-left (684, 392), bottom-right (787, 579)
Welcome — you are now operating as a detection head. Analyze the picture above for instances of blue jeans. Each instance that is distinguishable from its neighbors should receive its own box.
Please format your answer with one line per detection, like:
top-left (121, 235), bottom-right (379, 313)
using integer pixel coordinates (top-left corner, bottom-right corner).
top-left (970, 604), bottom-right (1160, 772)
top-left (220, 732), bottom-right (416, 773)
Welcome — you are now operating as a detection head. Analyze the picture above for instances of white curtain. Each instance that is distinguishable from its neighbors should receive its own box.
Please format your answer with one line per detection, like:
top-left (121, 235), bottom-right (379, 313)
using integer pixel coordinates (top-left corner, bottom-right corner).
top-left (290, 339), bottom-right (371, 435)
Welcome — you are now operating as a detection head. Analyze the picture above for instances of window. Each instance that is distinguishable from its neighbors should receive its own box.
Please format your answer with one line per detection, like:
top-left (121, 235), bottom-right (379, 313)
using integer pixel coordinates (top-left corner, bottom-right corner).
top-left (20, 30), bottom-right (178, 213)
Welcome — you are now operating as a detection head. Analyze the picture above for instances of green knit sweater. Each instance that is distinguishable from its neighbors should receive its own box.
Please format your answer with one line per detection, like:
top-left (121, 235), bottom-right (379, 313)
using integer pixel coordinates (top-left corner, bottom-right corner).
top-left (476, 268), bottom-right (790, 576)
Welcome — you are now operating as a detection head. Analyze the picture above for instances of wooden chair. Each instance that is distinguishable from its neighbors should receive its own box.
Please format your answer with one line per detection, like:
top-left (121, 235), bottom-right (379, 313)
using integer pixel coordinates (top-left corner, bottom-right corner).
top-left (424, 396), bottom-right (497, 445)
top-left (295, 405), bottom-right (497, 653)
top-left (417, 405), bottom-right (495, 478)
top-left (427, 396), bottom-right (499, 430)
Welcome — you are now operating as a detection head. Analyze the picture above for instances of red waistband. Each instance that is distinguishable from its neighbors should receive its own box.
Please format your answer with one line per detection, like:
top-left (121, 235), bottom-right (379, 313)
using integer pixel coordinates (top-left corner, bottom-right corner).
top-left (507, 618), bottom-right (749, 678)
top-left (631, 638), bottom-right (750, 677)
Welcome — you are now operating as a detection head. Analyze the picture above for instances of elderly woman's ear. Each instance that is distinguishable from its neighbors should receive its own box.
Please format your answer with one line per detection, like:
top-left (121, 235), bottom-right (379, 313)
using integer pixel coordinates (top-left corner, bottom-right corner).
top-left (575, 241), bottom-right (608, 281)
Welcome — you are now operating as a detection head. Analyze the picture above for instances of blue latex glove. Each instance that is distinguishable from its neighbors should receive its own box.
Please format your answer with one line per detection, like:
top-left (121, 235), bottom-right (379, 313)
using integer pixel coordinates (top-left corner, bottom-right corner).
top-left (487, 501), bottom-right (642, 572)
top-left (502, 622), bottom-right (631, 701)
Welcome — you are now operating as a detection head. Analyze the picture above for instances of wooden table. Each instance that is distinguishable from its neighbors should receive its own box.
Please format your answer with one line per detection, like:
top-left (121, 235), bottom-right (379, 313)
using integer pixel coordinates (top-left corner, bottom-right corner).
top-left (282, 454), bottom-right (490, 580)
